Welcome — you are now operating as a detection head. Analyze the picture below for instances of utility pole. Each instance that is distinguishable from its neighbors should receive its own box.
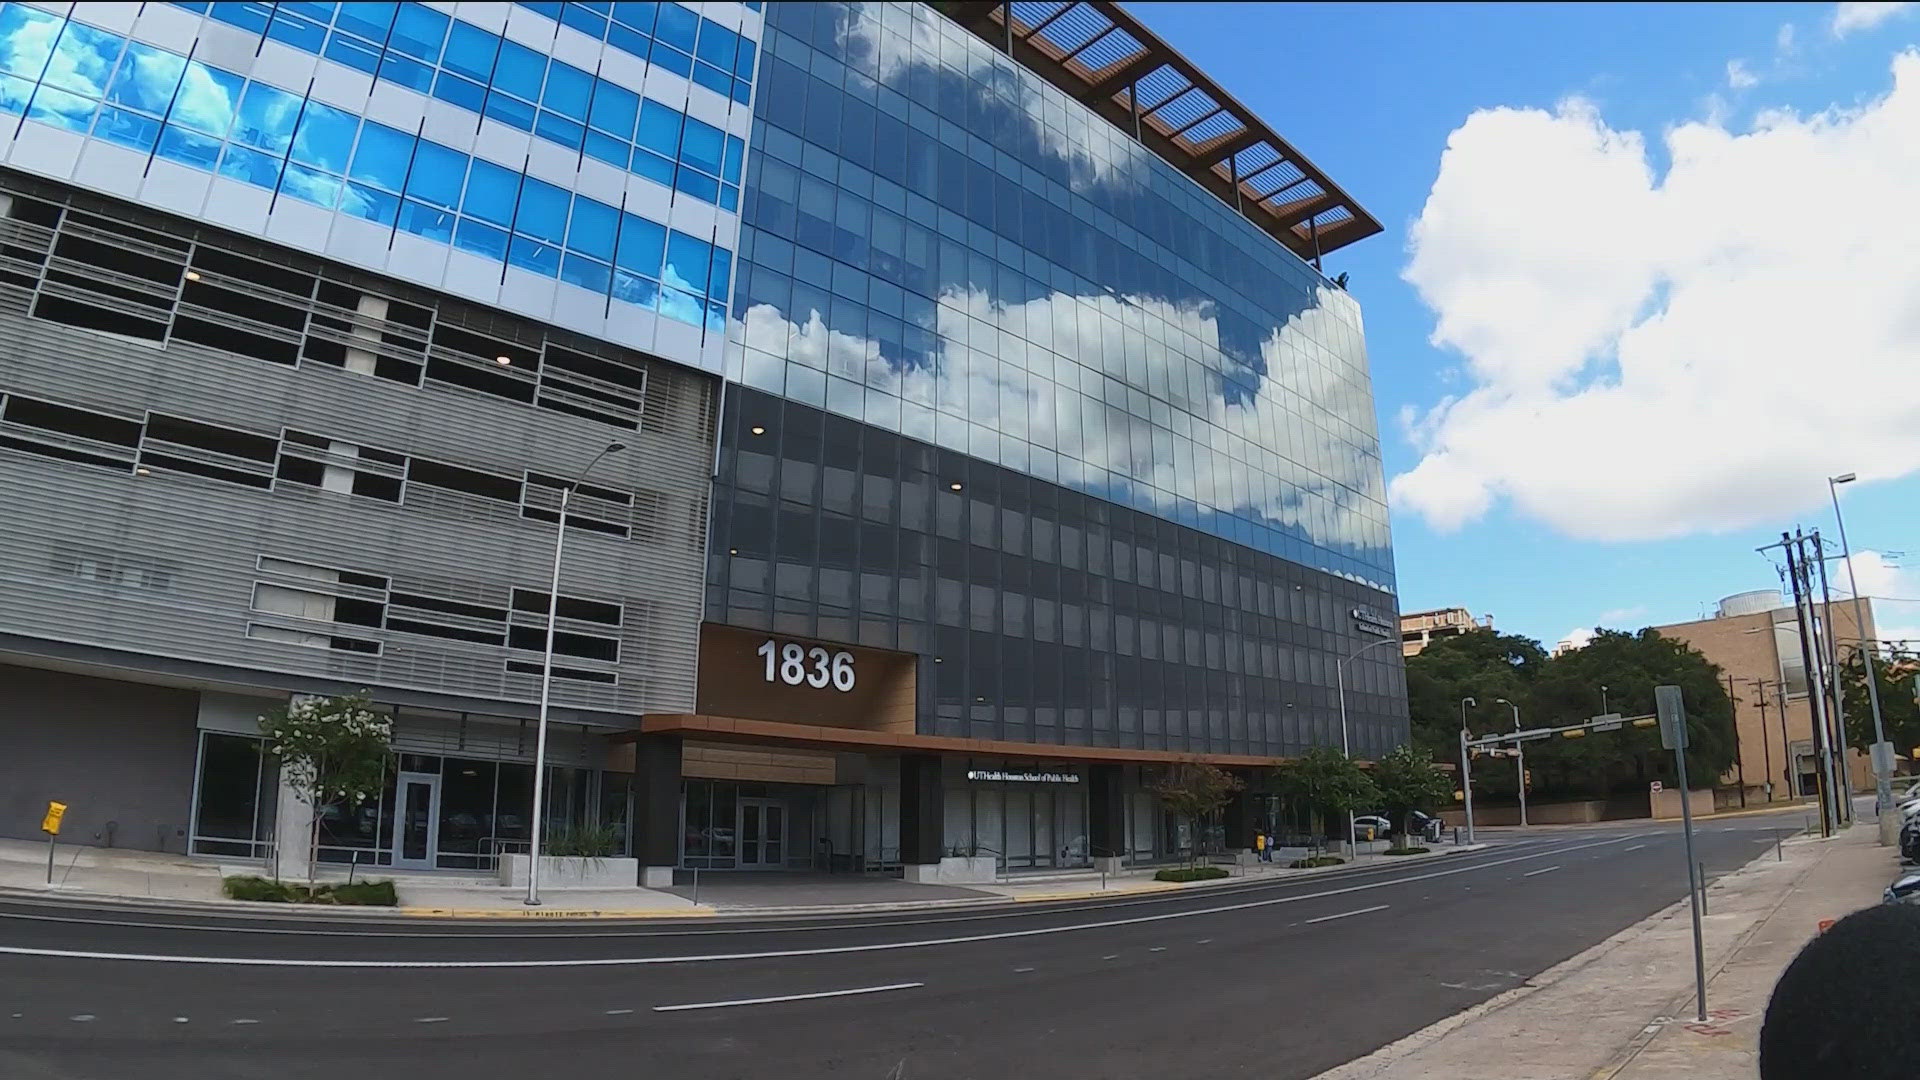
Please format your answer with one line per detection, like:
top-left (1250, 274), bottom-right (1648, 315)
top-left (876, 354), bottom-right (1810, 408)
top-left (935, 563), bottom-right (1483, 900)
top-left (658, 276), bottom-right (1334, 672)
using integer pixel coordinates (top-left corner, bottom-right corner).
top-left (1814, 530), bottom-right (1852, 820)
top-left (1744, 678), bottom-right (1774, 803)
top-left (1782, 531), bottom-right (1837, 836)
top-left (1726, 674), bottom-right (1747, 807)
top-left (1776, 681), bottom-right (1794, 799)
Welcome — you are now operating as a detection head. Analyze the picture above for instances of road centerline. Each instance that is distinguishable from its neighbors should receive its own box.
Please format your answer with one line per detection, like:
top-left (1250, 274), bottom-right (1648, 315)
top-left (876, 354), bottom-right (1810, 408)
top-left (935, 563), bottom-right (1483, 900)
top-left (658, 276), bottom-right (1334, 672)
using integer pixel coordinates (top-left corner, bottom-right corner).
top-left (1523, 866), bottom-right (1561, 878)
top-left (1303, 904), bottom-right (1388, 925)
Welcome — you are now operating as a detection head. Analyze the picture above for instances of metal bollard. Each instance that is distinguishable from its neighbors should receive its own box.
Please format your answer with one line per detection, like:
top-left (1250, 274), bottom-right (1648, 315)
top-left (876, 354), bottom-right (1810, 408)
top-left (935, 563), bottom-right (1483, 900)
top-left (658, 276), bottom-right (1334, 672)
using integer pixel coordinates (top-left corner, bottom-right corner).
top-left (1775, 828), bottom-right (1782, 862)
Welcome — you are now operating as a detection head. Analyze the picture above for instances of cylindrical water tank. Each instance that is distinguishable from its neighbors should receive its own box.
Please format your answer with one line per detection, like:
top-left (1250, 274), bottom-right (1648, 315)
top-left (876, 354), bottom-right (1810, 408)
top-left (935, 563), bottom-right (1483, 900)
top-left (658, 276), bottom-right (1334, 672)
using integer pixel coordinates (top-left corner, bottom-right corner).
top-left (1718, 590), bottom-right (1785, 618)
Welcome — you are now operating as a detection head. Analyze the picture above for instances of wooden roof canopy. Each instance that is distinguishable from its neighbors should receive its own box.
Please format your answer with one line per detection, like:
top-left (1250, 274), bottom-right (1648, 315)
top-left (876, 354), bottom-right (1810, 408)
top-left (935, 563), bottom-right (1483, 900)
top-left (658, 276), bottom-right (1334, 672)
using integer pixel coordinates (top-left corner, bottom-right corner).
top-left (932, 1), bottom-right (1382, 264)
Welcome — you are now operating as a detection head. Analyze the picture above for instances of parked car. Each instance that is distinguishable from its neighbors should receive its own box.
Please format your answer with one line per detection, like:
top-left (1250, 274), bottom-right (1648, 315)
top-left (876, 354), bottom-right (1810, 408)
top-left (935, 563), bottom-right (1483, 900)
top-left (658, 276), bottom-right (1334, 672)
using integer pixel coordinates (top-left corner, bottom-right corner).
top-left (1886, 871), bottom-right (1920, 906)
top-left (1351, 815), bottom-right (1393, 840)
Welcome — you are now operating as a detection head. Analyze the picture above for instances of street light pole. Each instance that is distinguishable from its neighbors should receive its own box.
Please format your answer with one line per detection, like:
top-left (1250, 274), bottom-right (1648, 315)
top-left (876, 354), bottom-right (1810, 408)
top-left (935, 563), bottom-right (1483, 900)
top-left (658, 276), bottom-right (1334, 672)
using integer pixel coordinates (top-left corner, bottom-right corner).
top-left (1497, 698), bottom-right (1525, 826)
top-left (1601, 685), bottom-right (1609, 717)
top-left (1459, 696), bottom-right (1477, 844)
top-left (1830, 473), bottom-right (1892, 813)
top-left (1337, 637), bottom-right (1398, 859)
top-left (525, 441), bottom-right (626, 907)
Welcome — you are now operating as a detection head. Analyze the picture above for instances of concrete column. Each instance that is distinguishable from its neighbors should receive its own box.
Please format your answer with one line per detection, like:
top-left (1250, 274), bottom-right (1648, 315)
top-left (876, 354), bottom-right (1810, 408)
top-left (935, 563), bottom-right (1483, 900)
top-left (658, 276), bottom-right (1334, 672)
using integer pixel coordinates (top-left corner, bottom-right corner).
top-left (343, 293), bottom-right (388, 375)
top-left (1221, 783), bottom-right (1252, 852)
top-left (1088, 763), bottom-right (1126, 871)
top-left (898, 754), bottom-right (943, 867)
top-left (632, 735), bottom-right (681, 887)
top-left (272, 766), bottom-right (314, 882)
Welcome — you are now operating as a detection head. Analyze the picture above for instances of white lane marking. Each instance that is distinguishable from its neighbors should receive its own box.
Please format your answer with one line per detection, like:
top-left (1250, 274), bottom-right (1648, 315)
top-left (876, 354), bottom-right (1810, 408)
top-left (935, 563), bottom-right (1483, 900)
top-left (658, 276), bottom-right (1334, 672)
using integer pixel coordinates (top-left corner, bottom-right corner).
top-left (1149, 947), bottom-right (1166, 952)
top-left (1101, 954), bottom-right (1118, 960)
top-left (1304, 904), bottom-right (1389, 925)
top-left (415, 1017), bottom-right (449, 1024)
top-left (0, 843), bottom-right (1548, 941)
top-left (1196, 938), bottom-right (1213, 944)
top-left (0, 837), bottom-right (1632, 969)
top-left (172, 1017), bottom-right (189, 1024)
top-left (1625, 844), bottom-right (1646, 852)
top-left (653, 982), bottom-right (923, 1012)
top-left (1523, 866), bottom-right (1561, 878)
top-left (1013, 966), bottom-right (1035, 973)
top-left (69, 1015), bottom-right (94, 1022)
top-left (604, 1009), bottom-right (634, 1016)
top-left (230, 1019), bottom-right (258, 1025)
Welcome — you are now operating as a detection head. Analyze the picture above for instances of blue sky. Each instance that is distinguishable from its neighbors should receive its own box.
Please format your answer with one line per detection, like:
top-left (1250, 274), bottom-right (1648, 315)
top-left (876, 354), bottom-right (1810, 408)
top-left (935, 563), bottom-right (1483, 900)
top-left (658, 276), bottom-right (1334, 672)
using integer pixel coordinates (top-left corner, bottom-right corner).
top-left (1133, 1), bottom-right (1920, 650)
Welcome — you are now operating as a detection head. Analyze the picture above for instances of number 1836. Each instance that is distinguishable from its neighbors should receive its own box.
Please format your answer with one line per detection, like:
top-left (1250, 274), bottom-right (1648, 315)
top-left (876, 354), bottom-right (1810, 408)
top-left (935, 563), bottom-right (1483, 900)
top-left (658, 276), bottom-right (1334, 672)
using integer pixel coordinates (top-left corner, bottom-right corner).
top-left (757, 639), bottom-right (856, 692)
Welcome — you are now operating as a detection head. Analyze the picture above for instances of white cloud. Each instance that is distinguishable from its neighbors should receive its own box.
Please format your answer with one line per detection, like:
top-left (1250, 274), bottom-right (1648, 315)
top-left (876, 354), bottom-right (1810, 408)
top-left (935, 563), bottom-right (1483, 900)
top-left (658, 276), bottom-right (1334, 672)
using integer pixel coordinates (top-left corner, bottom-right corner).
top-left (1778, 23), bottom-right (1799, 54)
top-left (1832, 2), bottom-right (1914, 37)
top-left (1726, 59), bottom-right (1760, 89)
top-left (1395, 52), bottom-right (1920, 542)
top-left (1830, 549), bottom-right (1920, 648)
top-left (1555, 627), bottom-right (1597, 654)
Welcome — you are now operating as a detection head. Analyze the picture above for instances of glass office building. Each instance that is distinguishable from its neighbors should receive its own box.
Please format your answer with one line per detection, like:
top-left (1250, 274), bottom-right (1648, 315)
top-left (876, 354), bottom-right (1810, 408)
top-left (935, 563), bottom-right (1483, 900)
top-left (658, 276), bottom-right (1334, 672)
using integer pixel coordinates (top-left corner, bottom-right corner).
top-left (0, 0), bottom-right (1403, 880)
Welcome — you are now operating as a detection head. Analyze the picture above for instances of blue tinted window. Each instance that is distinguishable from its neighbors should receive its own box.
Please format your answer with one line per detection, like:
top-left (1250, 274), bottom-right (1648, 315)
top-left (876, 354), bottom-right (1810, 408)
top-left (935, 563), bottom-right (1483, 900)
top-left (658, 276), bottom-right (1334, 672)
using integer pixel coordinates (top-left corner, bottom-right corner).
top-left (454, 217), bottom-right (508, 259)
top-left (29, 88), bottom-right (98, 133)
top-left (674, 168), bottom-right (718, 203)
top-left (93, 106), bottom-right (162, 151)
top-left (266, 5), bottom-right (329, 51)
top-left (349, 121), bottom-right (415, 192)
top-left (282, 163), bottom-right (342, 208)
top-left (609, 24), bottom-right (649, 57)
top-left (514, 177), bottom-right (569, 243)
top-left (587, 81), bottom-right (638, 137)
top-left (694, 21), bottom-right (736, 70)
top-left (560, 252), bottom-right (611, 293)
top-left (730, 78), bottom-right (751, 106)
top-left (719, 183), bottom-right (738, 212)
top-left (612, 269), bottom-right (658, 309)
top-left (649, 42), bottom-right (691, 78)
top-left (334, 1), bottom-right (396, 42)
top-left (217, 143), bottom-right (283, 188)
top-left (341, 183), bottom-right (400, 226)
top-left (433, 71), bottom-right (486, 112)
top-left (507, 234), bottom-right (560, 276)
top-left (632, 149), bottom-right (675, 187)
top-left (635, 99), bottom-right (681, 156)
top-left (691, 62), bottom-right (729, 99)
top-left (399, 199), bottom-right (455, 242)
top-left (534, 110), bottom-right (584, 150)
top-left (560, 4), bottom-right (607, 38)
top-left (442, 20), bottom-right (500, 81)
top-left (733, 39), bottom-right (756, 80)
top-left (106, 43), bottom-right (187, 114)
top-left (519, 1), bottom-right (564, 18)
top-left (679, 115), bottom-right (722, 175)
top-left (612, 1), bottom-right (657, 33)
top-left (43, 21), bottom-right (125, 96)
top-left (653, 3), bottom-right (697, 50)
top-left (584, 132), bottom-right (629, 169)
top-left (405, 140), bottom-right (467, 207)
top-left (231, 80), bottom-right (301, 154)
top-left (389, 3), bottom-right (449, 61)
top-left (323, 34), bottom-right (382, 74)
top-left (709, 246), bottom-right (732, 298)
top-left (491, 39), bottom-right (545, 100)
top-left (156, 125), bottom-right (221, 168)
top-left (663, 230), bottom-right (710, 294)
top-left (543, 62), bottom-right (592, 120)
top-left (483, 93), bottom-right (535, 131)
top-left (722, 134), bottom-right (745, 183)
top-left (615, 212), bottom-right (665, 275)
top-left (290, 101), bottom-right (358, 172)
top-left (378, 53), bottom-right (434, 93)
top-left (566, 196), bottom-right (616, 260)
top-left (211, 2), bottom-right (271, 34)
top-left (0, 5), bottom-right (59, 78)
top-left (166, 61), bottom-right (245, 137)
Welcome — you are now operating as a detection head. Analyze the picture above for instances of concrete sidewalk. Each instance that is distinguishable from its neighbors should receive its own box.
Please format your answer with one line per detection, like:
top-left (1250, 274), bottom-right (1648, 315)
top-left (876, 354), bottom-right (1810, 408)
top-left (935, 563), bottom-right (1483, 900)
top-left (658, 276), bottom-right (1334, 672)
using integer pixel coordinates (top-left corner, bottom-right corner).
top-left (0, 832), bottom-right (1493, 918)
top-left (1316, 822), bottom-right (1894, 1080)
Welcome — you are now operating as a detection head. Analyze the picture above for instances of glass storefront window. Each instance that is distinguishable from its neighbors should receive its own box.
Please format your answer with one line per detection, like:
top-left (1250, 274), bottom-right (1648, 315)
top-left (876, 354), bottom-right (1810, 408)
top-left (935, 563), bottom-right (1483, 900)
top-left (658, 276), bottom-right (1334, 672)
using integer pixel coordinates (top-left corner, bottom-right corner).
top-left (190, 732), bottom-right (275, 858)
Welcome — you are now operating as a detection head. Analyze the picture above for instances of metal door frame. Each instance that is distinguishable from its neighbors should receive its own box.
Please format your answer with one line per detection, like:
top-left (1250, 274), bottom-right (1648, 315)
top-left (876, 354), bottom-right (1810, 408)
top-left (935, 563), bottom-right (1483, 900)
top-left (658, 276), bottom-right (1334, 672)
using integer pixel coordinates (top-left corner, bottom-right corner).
top-left (737, 797), bottom-right (786, 869)
top-left (392, 771), bottom-right (441, 870)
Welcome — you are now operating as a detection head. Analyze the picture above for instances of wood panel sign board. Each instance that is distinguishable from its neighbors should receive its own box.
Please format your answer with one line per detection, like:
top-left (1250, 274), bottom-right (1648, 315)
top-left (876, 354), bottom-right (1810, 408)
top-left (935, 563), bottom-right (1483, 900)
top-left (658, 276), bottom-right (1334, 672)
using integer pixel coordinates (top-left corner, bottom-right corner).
top-left (695, 624), bottom-right (917, 734)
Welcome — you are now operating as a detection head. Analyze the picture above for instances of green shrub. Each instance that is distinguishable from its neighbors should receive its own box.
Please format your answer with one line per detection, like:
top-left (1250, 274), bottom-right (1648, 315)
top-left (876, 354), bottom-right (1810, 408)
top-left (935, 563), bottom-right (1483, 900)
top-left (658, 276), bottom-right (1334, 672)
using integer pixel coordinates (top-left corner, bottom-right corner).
top-left (545, 820), bottom-right (623, 858)
top-left (1154, 866), bottom-right (1229, 882)
top-left (1288, 855), bottom-right (1347, 869)
top-left (223, 875), bottom-right (398, 906)
top-left (1384, 846), bottom-right (1430, 856)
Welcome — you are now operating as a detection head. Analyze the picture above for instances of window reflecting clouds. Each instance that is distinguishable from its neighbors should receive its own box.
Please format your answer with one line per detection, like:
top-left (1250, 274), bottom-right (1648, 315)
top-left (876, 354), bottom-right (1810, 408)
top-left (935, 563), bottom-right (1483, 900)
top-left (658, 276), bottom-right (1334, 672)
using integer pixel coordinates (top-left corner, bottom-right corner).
top-left (731, 2), bottom-right (1395, 591)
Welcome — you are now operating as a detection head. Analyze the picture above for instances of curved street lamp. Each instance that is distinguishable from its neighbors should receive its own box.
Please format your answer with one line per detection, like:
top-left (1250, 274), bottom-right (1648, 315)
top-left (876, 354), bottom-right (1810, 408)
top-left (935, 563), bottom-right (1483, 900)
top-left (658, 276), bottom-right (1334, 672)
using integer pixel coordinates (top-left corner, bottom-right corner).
top-left (1830, 472), bottom-right (1893, 813)
top-left (526, 441), bottom-right (626, 907)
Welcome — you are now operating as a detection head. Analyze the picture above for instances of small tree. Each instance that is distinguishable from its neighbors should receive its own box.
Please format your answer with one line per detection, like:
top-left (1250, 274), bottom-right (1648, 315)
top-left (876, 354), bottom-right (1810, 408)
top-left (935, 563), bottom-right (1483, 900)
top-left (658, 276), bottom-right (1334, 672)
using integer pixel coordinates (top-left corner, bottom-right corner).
top-left (259, 692), bottom-right (391, 886)
top-left (1272, 747), bottom-right (1379, 853)
top-left (1373, 744), bottom-right (1452, 840)
top-left (1149, 762), bottom-right (1244, 867)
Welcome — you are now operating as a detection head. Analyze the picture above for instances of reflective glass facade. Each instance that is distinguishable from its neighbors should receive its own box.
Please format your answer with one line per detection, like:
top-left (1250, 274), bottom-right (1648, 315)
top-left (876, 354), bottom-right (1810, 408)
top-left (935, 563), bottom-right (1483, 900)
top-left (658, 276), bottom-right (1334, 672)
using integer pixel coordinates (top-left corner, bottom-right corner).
top-left (709, 2), bottom-right (1405, 759)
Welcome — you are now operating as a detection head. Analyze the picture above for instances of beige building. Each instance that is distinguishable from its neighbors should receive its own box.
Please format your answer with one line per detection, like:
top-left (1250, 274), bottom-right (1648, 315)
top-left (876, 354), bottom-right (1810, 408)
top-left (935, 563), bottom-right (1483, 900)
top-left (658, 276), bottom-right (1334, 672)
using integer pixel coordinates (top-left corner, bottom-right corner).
top-left (1401, 607), bottom-right (1493, 657)
top-left (1655, 590), bottom-right (1878, 805)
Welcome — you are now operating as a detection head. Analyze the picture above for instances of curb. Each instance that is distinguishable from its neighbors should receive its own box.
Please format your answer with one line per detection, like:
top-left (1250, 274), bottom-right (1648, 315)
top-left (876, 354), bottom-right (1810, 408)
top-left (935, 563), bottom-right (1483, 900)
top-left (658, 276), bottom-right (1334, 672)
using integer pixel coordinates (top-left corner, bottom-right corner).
top-left (398, 906), bottom-right (716, 919)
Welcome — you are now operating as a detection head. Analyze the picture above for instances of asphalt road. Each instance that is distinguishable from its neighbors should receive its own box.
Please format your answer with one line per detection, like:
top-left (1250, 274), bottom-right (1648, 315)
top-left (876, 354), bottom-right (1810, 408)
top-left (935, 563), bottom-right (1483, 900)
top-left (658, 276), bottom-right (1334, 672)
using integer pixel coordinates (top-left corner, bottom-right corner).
top-left (0, 809), bottom-right (1807, 1080)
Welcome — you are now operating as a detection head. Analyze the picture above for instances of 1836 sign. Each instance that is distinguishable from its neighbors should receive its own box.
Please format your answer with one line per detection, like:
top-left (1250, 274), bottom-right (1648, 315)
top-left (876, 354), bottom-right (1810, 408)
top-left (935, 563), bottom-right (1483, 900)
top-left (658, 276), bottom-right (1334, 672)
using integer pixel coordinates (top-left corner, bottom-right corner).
top-left (757, 639), bottom-right (857, 692)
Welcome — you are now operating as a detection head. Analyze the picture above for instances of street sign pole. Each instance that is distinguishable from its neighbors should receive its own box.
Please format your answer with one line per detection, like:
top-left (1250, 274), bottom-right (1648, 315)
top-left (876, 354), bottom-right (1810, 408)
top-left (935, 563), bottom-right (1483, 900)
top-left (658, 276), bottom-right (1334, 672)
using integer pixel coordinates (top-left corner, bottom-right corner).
top-left (1459, 728), bottom-right (1476, 845)
top-left (1658, 684), bottom-right (1707, 1023)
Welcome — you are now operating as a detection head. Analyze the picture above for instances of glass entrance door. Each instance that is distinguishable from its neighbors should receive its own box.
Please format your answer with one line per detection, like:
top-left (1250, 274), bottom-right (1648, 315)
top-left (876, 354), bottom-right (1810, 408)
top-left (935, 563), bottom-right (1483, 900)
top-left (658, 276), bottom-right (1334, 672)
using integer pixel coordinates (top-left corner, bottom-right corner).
top-left (393, 772), bottom-right (441, 870)
top-left (738, 799), bottom-right (785, 868)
